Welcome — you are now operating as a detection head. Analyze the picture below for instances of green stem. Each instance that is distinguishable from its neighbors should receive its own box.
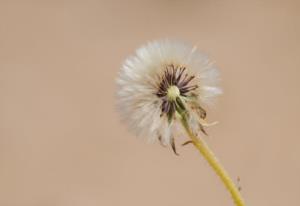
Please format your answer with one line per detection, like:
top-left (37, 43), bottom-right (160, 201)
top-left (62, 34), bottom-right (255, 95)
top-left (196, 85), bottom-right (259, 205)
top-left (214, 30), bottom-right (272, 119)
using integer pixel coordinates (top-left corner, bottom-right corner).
top-left (180, 116), bottom-right (246, 206)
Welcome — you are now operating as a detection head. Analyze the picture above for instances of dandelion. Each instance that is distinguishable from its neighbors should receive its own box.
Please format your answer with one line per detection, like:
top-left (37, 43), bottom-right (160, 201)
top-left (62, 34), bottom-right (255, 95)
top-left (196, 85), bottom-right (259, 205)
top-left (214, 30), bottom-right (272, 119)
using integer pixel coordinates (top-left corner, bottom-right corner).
top-left (116, 39), bottom-right (246, 206)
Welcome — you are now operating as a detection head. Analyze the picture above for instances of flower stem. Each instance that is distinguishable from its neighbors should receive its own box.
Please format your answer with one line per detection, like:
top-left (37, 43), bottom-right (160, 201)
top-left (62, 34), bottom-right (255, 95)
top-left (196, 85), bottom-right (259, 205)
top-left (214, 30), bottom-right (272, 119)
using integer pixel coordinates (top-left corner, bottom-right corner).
top-left (180, 116), bottom-right (246, 206)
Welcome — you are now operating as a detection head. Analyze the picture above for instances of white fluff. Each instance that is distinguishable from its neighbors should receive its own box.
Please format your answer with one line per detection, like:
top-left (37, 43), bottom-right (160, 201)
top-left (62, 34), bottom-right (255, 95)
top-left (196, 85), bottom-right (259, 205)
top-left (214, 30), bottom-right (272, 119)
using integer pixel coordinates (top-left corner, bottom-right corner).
top-left (116, 39), bottom-right (221, 146)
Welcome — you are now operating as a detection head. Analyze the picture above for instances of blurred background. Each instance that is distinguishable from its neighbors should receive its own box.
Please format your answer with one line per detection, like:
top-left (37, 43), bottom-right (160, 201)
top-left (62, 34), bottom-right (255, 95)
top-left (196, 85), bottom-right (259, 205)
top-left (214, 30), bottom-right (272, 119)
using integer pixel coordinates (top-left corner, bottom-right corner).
top-left (1, 1), bottom-right (300, 206)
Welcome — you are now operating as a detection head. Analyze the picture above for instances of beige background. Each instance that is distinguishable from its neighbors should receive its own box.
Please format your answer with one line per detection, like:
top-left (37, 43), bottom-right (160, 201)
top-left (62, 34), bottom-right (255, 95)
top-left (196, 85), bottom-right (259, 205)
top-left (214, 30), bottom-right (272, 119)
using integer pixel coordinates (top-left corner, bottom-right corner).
top-left (1, 1), bottom-right (300, 206)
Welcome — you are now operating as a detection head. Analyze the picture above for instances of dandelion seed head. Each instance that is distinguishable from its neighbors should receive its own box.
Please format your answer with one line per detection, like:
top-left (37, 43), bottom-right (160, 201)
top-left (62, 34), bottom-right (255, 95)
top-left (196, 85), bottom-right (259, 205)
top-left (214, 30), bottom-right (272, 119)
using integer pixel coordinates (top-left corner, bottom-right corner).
top-left (116, 39), bottom-right (222, 149)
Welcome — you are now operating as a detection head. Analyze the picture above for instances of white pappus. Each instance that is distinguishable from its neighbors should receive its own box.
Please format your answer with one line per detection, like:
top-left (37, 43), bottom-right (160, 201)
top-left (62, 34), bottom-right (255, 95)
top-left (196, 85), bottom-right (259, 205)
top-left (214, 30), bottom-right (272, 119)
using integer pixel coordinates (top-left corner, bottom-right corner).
top-left (116, 39), bottom-right (222, 154)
